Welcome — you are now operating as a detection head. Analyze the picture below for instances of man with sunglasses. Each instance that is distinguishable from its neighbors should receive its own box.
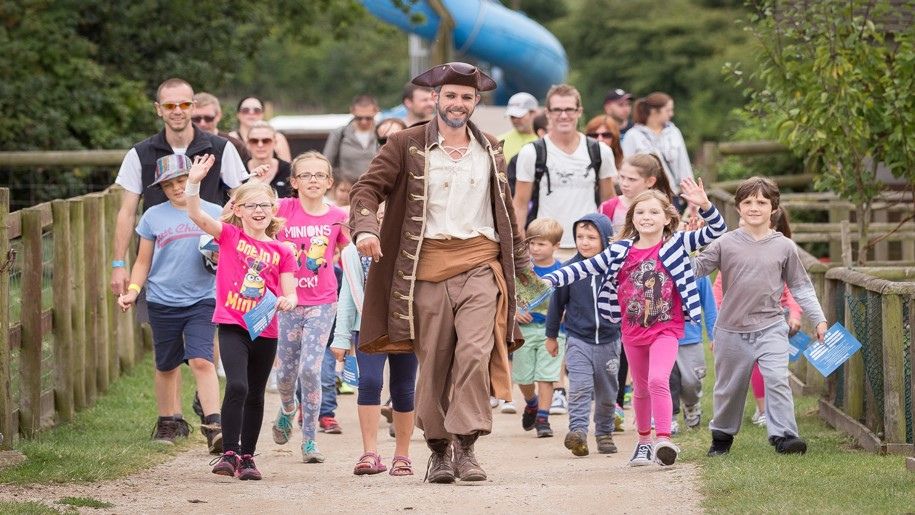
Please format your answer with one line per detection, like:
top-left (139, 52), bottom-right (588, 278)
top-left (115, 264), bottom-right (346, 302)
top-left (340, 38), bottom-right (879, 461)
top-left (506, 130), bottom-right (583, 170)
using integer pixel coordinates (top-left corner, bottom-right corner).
top-left (192, 92), bottom-right (250, 164)
top-left (322, 94), bottom-right (380, 182)
top-left (349, 62), bottom-right (530, 484)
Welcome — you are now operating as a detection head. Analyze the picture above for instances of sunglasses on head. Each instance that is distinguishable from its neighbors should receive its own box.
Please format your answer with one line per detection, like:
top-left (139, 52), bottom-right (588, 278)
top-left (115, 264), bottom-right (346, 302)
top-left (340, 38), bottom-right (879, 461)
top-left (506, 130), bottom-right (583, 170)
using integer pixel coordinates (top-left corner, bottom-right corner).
top-left (239, 106), bottom-right (263, 115)
top-left (587, 132), bottom-right (613, 139)
top-left (160, 101), bottom-right (193, 111)
top-left (192, 115), bottom-right (216, 123)
top-left (248, 137), bottom-right (273, 146)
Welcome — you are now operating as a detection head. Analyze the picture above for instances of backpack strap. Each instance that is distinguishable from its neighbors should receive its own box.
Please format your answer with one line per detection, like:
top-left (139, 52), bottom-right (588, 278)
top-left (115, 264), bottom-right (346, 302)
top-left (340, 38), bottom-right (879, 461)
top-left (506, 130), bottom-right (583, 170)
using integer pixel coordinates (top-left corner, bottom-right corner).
top-left (533, 138), bottom-right (549, 195)
top-left (585, 136), bottom-right (603, 206)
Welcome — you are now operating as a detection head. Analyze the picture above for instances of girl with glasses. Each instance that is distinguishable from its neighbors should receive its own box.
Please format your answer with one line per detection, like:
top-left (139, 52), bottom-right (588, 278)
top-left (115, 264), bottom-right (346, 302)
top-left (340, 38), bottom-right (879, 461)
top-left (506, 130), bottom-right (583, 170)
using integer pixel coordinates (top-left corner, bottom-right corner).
top-left (245, 121), bottom-right (292, 198)
top-left (230, 96), bottom-right (292, 162)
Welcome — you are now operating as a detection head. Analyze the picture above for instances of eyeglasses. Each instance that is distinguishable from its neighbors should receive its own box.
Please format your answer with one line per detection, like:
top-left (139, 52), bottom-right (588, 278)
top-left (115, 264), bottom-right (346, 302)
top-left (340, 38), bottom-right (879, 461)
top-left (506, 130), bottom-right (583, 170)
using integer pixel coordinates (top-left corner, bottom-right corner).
top-left (587, 132), bottom-right (613, 139)
top-left (160, 101), bottom-right (193, 111)
top-left (295, 173), bottom-right (330, 181)
top-left (248, 137), bottom-right (273, 146)
top-left (239, 202), bottom-right (273, 212)
top-left (353, 116), bottom-right (375, 122)
top-left (239, 106), bottom-right (263, 115)
top-left (547, 107), bottom-right (580, 116)
top-left (192, 115), bottom-right (216, 124)
top-left (377, 137), bottom-right (388, 146)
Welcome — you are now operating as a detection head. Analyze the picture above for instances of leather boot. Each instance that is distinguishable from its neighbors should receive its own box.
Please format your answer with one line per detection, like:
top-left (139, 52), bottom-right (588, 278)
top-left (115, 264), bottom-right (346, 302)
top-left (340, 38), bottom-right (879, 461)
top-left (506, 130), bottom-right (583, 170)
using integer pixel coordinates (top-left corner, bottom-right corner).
top-left (452, 433), bottom-right (487, 481)
top-left (424, 438), bottom-right (455, 484)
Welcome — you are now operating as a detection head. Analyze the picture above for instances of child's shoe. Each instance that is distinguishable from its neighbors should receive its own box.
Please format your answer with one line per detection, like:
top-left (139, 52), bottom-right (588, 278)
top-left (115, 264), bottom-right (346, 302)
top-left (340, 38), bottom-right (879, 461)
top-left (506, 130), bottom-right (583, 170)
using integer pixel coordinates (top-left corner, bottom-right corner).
top-left (210, 450), bottom-right (239, 476)
top-left (499, 401), bottom-right (517, 414)
top-left (272, 406), bottom-right (296, 444)
top-left (596, 434), bottom-right (618, 454)
top-left (613, 404), bottom-right (625, 432)
top-left (563, 430), bottom-right (589, 456)
top-left (670, 420), bottom-right (680, 436)
top-left (521, 404), bottom-right (538, 431)
top-left (489, 396), bottom-right (500, 409)
top-left (622, 385), bottom-right (633, 408)
top-left (550, 389), bottom-right (568, 415)
top-left (707, 430), bottom-right (734, 457)
top-left (237, 454), bottom-right (262, 480)
top-left (653, 440), bottom-right (680, 466)
top-left (683, 403), bottom-right (702, 429)
top-left (302, 439), bottom-right (325, 463)
top-left (751, 408), bottom-right (767, 427)
top-left (534, 417), bottom-right (553, 438)
top-left (319, 416), bottom-right (342, 434)
top-left (151, 417), bottom-right (178, 445)
top-left (771, 434), bottom-right (807, 454)
top-left (628, 442), bottom-right (653, 466)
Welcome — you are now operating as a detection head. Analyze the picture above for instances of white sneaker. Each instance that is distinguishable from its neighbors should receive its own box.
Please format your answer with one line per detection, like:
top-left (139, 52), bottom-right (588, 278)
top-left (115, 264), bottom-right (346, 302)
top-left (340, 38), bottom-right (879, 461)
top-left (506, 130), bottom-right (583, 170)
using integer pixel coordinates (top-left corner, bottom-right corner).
top-left (500, 401), bottom-right (517, 414)
top-left (628, 442), bottom-right (653, 467)
top-left (489, 396), bottom-right (500, 409)
top-left (670, 420), bottom-right (680, 436)
top-left (216, 357), bottom-right (226, 379)
top-left (653, 440), bottom-right (681, 466)
top-left (549, 390), bottom-right (568, 415)
top-left (266, 369), bottom-right (279, 394)
top-left (751, 409), bottom-right (767, 427)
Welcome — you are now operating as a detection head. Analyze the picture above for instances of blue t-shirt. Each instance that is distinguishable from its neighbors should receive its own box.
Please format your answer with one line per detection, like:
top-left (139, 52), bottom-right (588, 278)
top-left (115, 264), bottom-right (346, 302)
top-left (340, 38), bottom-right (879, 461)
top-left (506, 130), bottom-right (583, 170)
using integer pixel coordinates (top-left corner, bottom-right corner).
top-left (136, 200), bottom-right (222, 306)
top-left (530, 259), bottom-right (563, 324)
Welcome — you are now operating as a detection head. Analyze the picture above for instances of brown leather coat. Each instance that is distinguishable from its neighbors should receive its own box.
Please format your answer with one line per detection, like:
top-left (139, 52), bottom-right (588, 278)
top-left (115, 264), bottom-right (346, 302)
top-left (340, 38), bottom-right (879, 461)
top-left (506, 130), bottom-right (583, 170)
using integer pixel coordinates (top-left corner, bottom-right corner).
top-left (349, 120), bottom-right (529, 354)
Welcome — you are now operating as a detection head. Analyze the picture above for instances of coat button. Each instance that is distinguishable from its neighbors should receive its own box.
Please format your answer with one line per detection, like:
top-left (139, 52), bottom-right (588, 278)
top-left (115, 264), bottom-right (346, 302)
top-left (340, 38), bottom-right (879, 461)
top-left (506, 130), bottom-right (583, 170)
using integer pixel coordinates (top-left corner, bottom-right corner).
top-left (360, 208), bottom-right (370, 216)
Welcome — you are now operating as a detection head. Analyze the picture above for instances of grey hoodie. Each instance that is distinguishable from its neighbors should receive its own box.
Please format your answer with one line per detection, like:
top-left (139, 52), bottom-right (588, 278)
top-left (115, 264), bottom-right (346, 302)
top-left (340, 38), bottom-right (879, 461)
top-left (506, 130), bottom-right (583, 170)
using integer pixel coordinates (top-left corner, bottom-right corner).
top-left (620, 122), bottom-right (693, 194)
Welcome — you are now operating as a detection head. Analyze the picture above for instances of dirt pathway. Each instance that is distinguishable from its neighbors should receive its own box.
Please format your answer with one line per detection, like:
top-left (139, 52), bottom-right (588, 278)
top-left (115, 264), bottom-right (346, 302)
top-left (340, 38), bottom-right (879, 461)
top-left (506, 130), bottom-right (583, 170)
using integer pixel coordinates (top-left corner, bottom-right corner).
top-left (1, 391), bottom-right (702, 514)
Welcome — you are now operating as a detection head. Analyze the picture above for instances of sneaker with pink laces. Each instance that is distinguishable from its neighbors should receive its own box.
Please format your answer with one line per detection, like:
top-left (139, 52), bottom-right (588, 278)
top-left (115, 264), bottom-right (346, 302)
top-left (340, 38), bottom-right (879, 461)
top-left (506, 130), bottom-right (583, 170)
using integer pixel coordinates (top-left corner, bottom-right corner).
top-left (211, 451), bottom-right (239, 476)
top-left (237, 454), bottom-right (262, 480)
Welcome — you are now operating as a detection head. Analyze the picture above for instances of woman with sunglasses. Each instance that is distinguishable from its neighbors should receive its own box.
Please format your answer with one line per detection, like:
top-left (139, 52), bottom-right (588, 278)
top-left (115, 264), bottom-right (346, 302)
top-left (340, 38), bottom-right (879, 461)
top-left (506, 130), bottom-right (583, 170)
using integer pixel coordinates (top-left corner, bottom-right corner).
top-left (244, 121), bottom-right (292, 198)
top-left (230, 96), bottom-right (292, 162)
top-left (584, 115), bottom-right (623, 170)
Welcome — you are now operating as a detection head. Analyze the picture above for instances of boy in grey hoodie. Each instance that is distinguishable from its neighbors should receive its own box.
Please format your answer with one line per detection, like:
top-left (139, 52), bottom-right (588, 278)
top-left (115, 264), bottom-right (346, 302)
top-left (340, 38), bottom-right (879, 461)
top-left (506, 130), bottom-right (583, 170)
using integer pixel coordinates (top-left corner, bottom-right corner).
top-left (546, 213), bottom-right (621, 457)
top-left (693, 177), bottom-right (828, 456)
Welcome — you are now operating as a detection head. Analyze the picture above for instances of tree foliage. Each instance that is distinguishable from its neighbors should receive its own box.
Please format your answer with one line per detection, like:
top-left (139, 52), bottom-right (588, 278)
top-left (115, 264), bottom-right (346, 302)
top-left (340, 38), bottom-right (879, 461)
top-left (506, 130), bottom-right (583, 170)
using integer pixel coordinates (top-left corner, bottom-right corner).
top-left (733, 0), bottom-right (915, 263)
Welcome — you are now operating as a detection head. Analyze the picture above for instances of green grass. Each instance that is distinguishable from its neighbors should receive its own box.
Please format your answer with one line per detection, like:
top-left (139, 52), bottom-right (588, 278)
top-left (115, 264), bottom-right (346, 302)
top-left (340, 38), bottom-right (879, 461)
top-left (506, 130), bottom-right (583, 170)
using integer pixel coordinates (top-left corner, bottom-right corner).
top-left (678, 345), bottom-right (915, 513)
top-left (0, 501), bottom-right (63, 514)
top-left (0, 354), bottom-right (201, 484)
top-left (56, 497), bottom-right (113, 509)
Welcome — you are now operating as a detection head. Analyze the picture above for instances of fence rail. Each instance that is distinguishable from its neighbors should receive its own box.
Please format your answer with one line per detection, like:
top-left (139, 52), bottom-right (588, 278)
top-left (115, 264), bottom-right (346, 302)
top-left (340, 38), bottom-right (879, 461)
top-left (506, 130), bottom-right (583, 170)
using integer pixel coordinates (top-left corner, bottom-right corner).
top-left (0, 186), bottom-right (148, 448)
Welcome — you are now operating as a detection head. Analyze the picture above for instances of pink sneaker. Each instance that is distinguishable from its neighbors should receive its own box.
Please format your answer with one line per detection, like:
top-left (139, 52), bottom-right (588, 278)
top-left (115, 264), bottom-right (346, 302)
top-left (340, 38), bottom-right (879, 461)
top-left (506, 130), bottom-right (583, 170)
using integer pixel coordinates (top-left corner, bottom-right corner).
top-left (236, 454), bottom-right (262, 480)
top-left (211, 451), bottom-right (239, 476)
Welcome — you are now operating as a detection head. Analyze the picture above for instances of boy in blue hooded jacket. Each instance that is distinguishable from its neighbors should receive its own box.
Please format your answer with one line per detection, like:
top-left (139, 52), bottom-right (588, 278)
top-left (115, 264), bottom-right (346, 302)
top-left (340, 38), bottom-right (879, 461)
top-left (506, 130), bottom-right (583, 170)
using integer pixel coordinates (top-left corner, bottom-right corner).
top-left (546, 213), bottom-right (622, 457)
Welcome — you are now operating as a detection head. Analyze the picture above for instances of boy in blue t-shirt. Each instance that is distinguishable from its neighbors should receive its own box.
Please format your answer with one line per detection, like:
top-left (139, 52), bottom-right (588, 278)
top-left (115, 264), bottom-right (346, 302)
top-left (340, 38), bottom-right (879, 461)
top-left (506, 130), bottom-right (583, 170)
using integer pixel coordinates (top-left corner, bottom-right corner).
top-left (117, 154), bottom-right (224, 452)
top-left (514, 218), bottom-right (565, 438)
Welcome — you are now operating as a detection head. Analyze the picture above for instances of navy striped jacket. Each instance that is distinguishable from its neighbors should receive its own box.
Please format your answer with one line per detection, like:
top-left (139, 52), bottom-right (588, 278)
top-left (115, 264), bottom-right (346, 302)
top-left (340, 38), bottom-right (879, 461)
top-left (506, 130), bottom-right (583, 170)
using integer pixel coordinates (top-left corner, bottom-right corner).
top-left (545, 205), bottom-right (726, 324)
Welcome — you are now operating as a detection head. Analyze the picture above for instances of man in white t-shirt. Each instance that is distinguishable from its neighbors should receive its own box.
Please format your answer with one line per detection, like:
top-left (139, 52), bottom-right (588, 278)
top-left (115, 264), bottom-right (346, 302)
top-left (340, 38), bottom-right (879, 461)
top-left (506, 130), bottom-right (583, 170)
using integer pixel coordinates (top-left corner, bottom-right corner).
top-left (111, 78), bottom-right (248, 296)
top-left (513, 84), bottom-right (617, 250)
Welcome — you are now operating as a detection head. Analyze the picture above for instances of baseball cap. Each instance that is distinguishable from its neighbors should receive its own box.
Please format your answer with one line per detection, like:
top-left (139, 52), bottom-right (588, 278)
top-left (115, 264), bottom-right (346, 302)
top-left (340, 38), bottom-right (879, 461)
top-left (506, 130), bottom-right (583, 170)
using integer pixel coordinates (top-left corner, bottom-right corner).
top-left (604, 88), bottom-right (632, 104)
top-left (504, 92), bottom-right (538, 118)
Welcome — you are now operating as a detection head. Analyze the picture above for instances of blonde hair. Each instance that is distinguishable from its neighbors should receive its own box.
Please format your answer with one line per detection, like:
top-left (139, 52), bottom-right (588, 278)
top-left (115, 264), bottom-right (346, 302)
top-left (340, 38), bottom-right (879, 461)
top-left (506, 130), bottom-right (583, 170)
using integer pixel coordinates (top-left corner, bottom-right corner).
top-left (617, 190), bottom-right (680, 241)
top-left (223, 181), bottom-right (285, 238)
top-left (290, 151), bottom-right (334, 196)
top-left (247, 120), bottom-right (276, 136)
top-left (545, 84), bottom-right (582, 110)
top-left (526, 217), bottom-right (563, 245)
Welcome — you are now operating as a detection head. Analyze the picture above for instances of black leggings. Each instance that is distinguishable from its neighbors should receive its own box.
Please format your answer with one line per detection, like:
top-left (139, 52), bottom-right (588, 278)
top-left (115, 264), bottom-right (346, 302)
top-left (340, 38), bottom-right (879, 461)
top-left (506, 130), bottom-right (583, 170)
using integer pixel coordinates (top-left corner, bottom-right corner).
top-left (218, 324), bottom-right (277, 455)
top-left (616, 349), bottom-right (629, 406)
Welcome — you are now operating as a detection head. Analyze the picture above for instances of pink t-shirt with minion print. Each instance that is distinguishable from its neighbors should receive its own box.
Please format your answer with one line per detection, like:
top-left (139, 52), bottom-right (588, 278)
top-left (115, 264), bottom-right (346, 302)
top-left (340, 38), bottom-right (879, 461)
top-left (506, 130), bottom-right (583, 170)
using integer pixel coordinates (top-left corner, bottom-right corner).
top-left (212, 223), bottom-right (297, 338)
top-left (275, 198), bottom-right (349, 306)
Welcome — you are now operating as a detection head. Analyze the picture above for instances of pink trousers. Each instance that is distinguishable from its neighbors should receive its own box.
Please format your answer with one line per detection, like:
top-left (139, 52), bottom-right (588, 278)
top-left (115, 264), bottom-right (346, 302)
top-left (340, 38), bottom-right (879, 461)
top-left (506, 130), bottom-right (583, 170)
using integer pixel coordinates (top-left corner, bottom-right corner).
top-left (623, 333), bottom-right (679, 438)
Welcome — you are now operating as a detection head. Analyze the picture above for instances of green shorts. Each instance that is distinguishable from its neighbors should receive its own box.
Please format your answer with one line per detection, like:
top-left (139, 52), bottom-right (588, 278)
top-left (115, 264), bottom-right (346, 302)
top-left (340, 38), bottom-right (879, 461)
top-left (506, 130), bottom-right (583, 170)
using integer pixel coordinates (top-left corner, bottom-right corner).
top-left (513, 323), bottom-right (565, 385)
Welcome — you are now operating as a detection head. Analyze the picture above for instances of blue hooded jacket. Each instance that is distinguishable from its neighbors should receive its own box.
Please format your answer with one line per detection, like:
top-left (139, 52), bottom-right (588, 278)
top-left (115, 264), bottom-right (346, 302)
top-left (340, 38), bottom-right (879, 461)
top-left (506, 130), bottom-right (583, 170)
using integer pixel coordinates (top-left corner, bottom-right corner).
top-left (546, 213), bottom-right (621, 344)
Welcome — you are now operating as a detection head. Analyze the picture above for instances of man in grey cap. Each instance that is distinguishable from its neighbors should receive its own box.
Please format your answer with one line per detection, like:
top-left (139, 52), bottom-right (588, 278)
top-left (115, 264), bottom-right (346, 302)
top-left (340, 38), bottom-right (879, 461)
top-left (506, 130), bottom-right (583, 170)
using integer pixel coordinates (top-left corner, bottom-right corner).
top-left (499, 92), bottom-right (540, 161)
top-left (603, 88), bottom-right (633, 136)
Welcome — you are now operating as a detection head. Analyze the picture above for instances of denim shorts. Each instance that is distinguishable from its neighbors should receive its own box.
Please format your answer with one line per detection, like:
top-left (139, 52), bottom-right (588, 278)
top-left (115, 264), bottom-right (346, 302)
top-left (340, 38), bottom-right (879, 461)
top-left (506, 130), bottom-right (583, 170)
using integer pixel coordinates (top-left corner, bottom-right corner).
top-left (147, 298), bottom-right (216, 371)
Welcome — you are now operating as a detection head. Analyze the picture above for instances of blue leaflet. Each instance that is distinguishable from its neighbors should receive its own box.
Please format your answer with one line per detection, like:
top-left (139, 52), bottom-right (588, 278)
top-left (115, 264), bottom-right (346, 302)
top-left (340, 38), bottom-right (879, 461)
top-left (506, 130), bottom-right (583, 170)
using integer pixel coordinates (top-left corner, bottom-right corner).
top-left (788, 331), bottom-right (811, 362)
top-left (342, 355), bottom-right (359, 387)
top-left (803, 323), bottom-right (862, 377)
top-left (242, 290), bottom-right (278, 340)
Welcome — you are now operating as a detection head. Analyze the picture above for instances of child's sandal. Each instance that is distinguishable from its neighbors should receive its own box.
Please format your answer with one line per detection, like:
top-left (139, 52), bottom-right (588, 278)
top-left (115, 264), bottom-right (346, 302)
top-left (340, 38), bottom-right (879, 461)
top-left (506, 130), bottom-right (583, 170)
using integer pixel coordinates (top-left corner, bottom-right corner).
top-left (353, 451), bottom-right (386, 475)
top-left (389, 455), bottom-right (414, 476)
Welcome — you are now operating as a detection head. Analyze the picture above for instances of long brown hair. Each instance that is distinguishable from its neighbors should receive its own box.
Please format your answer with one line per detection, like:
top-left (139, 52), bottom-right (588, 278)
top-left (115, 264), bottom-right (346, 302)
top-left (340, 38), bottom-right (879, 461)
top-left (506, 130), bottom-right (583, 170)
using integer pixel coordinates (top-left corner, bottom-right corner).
top-left (584, 115), bottom-right (623, 169)
top-left (624, 153), bottom-right (675, 203)
top-left (771, 208), bottom-right (792, 238)
top-left (616, 190), bottom-right (680, 241)
top-left (632, 92), bottom-right (672, 125)
top-left (223, 181), bottom-right (285, 238)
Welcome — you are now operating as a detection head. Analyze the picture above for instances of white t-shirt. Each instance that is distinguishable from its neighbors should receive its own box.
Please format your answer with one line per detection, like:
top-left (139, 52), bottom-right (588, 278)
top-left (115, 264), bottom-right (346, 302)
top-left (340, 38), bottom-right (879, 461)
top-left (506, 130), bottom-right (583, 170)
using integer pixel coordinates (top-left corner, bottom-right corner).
top-left (115, 142), bottom-right (248, 195)
top-left (516, 133), bottom-right (617, 248)
top-left (354, 130), bottom-right (373, 149)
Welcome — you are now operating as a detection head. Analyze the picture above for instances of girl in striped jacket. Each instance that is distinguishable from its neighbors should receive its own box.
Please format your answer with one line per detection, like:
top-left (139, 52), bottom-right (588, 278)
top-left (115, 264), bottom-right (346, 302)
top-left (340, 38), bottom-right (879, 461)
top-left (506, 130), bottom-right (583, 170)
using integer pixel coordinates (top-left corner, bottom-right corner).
top-left (544, 178), bottom-right (725, 467)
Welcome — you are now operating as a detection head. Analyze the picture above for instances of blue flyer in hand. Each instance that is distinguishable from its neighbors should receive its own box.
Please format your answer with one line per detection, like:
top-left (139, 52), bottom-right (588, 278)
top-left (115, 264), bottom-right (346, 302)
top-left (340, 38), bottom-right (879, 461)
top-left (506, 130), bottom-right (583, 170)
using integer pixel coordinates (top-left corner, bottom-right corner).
top-left (803, 323), bottom-right (862, 377)
top-left (788, 331), bottom-right (811, 362)
top-left (243, 290), bottom-right (278, 340)
top-left (342, 355), bottom-right (359, 388)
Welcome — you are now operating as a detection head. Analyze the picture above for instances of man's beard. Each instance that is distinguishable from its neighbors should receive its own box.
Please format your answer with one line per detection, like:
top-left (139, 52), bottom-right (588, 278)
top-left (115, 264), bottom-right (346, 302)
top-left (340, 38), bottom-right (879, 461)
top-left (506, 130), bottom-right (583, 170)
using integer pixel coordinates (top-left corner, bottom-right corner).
top-left (436, 104), bottom-right (472, 129)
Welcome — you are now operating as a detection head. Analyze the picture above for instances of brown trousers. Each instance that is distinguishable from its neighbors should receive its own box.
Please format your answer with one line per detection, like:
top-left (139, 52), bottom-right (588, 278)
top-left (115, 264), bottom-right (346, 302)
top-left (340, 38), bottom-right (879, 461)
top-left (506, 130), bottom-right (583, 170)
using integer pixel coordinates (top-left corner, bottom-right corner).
top-left (413, 265), bottom-right (497, 440)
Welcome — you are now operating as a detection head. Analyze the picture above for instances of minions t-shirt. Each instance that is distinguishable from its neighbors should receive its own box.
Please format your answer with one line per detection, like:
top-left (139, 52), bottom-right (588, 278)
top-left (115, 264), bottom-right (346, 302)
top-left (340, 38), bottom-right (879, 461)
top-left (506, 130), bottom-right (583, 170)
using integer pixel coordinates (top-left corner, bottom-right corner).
top-left (276, 198), bottom-right (349, 306)
top-left (212, 223), bottom-right (297, 339)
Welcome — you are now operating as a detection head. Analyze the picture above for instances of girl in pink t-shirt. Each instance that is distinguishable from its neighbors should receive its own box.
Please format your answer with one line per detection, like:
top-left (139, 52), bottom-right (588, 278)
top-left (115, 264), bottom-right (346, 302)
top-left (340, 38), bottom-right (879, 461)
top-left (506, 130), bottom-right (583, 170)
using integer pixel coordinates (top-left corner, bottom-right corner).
top-left (270, 151), bottom-right (349, 464)
top-left (186, 155), bottom-right (298, 481)
top-left (599, 154), bottom-right (675, 234)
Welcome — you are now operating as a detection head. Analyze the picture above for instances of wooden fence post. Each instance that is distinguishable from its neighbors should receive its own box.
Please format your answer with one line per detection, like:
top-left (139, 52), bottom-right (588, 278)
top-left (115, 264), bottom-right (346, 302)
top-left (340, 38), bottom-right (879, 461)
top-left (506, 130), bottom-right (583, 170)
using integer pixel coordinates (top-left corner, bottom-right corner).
top-left (702, 142), bottom-right (719, 184)
top-left (69, 198), bottom-right (87, 410)
top-left (830, 207), bottom-right (846, 263)
top-left (823, 278), bottom-right (841, 402)
top-left (104, 191), bottom-right (119, 383)
top-left (0, 188), bottom-right (12, 449)
top-left (881, 293), bottom-right (907, 444)
top-left (83, 196), bottom-right (100, 405)
top-left (51, 200), bottom-right (74, 423)
top-left (19, 208), bottom-right (43, 437)
top-left (844, 284), bottom-right (866, 422)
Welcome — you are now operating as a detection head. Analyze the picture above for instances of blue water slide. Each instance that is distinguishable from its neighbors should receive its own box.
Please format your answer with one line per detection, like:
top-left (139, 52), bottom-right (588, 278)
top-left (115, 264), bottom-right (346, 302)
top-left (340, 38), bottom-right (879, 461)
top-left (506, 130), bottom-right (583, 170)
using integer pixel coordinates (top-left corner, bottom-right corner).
top-left (361, 0), bottom-right (568, 103)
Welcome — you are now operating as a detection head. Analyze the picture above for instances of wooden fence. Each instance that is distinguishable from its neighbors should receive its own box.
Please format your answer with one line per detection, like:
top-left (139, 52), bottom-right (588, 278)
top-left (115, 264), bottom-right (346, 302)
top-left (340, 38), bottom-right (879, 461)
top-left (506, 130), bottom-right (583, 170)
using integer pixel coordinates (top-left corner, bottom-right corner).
top-left (0, 186), bottom-right (148, 449)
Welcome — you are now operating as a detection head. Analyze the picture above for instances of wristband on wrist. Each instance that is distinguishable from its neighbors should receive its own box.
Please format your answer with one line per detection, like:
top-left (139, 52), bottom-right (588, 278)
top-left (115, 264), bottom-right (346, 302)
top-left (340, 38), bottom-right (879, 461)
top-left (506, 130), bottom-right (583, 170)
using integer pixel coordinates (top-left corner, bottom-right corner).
top-left (112, 260), bottom-right (126, 268)
top-left (128, 283), bottom-right (142, 294)
top-left (184, 181), bottom-right (201, 197)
